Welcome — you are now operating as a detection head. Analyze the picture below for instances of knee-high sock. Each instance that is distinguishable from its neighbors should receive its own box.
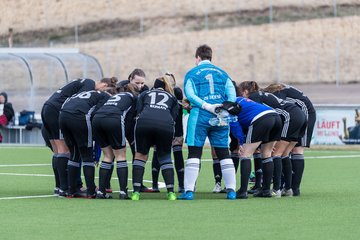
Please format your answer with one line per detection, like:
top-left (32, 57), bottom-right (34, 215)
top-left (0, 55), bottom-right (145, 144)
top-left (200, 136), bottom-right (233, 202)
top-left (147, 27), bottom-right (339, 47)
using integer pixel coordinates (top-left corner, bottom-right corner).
top-left (220, 158), bottom-right (236, 191)
top-left (160, 160), bottom-right (175, 193)
top-left (239, 158), bottom-right (251, 193)
top-left (151, 150), bottom-right (160, 189)
top-left (282, 156), bottom-right (292, 190)
top-left (173, 145), bottom-right (184, 189)
top-left (184, 158), bottom-right (200, 192)
top-left (212, 158), bottom-right (222, 184)
top-left (57, 153), bottom-right (70, 191)
top-left (132, 159), bottom-right (146, 192)
top-left (262, 157), bottom-right (274, 191)
top-left (272, 156), bottom-right (282, 191)
top-left (52, 155), bottom-right (60, 188)
top-left (83, 161), bottom-right (96, 194)
top-left (67, 160), bottom-right (80, 194)
top-left (231, 152), bottom-right (240, 173)
top-left (106, 162), bottom-right (114, 189)
top-left (253, 153), bottom-right (262, 188)
top-left (291, 154), bottom-right (305, 190)
top-left (116, 160), bottom-right (128, 192)
top-left (98, 161), bottom-right (113, 193)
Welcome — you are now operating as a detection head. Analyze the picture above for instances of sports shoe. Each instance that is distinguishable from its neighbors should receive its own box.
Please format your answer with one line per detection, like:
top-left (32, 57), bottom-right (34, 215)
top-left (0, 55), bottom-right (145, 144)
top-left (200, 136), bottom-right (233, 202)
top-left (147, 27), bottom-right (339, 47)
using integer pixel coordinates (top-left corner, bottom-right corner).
top-left (212, 182), bottom-right (222, 193)
top-left (177, 191), bottom-right (194, 200)
top-left (58, 189), bottom-right (68, 198)
top-left (105, 188), bottom-right (113, 193)
top-left (220, 187), bottom-right (227, 193)
top-left (119, 190), bottom-right (130, 200)
top-left (253, 189), bottom-right (272, 198)
top-left (131, 191), bottom-right (140, 201)
top-left (226, 190), bottom-right (236, 200)
top-left (151, 187), bottom-right (160, 193)
top-left (140, 185), bottom-right (153, 192)
top-left (247, 185), bottom-right (261, 194)
top-left (167, 192), bottom-right (177, 201)
top-left (236, 190), bottom-right (248, 199)
top-left (293, 188), bottom-right (300, 197)
top-left (54, 187), bottom-right (60, 195)
top-left (66, 191), bottom-right (87, 198)
top-left (281, 188), bottom-right (293, 197)
top-left (96, 191), bottom-right (112, 199)
top-left (272, 189), bottom-right (282, 198)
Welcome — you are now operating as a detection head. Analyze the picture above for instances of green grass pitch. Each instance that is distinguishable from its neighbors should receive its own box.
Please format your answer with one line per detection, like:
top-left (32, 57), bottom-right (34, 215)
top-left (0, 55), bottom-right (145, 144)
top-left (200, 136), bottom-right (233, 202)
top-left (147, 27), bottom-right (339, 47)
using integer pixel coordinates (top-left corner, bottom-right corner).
top-left (0, 146), bottom-right (359, 240)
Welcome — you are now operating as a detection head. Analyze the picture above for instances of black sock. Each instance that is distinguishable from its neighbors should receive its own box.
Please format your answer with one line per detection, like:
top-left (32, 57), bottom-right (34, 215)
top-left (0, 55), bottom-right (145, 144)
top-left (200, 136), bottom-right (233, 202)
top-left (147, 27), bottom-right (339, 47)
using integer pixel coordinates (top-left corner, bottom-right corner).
top-left (83, 162), bottom-right (96, 194)
top-left (231, 152), bottom-right (240, 173)
top-left (173, 145), bottom-right (184, 189)
top-left (239, 158), bottom-right (251, 193)
top-left (291, 154), bottom-right (305, 190)
top-left (99, 161), bottom-right (113, 193)
top-left (52, 155), bottom-right (60, 188)
top-left (152, 151), bottom-right (160, 189)
top-left (253, 153), bottom-right (262, 188)
top-left (272, 156), bottom-right (282, 191)
top-left (67, 160), bottom-right (80, 194)
top-left (106, 162), bottom-right (114, 189)
top-left (116, 160), bottom-right (128, 192)
top-left (262, 157), bottom-right (274, 191)
top-left (57, 154), bottom-right (69, 191)
top-left (160, 161), bottom-right (174, 193)
top-left (282, 156), bottom-right (292, 190)
top-left (132, 159), bottom-right (146, 192)
top-left (213, 158), bottom-right (222, 184)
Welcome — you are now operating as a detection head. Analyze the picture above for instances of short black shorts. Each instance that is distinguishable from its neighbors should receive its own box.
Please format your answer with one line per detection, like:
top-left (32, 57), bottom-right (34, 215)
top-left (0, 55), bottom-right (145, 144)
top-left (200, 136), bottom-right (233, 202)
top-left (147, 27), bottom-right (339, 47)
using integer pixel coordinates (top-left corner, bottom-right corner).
top-left (92, 115), bottom-right (126, 150)
top-left (59, 112), bottom-right (92, 149)
top-left (246, 113), bottom-right (282, 144)
top-left (281, 107), bottom-right (307, 142)
top-left (135, 119), bottom-right (174, 157)
top-left (41, 104), bottom-right (61, 140)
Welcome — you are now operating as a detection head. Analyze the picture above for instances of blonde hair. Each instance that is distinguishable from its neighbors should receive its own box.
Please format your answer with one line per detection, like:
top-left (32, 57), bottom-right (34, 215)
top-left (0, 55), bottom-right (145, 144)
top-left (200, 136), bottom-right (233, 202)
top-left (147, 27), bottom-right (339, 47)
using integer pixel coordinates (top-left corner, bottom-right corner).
top-left (263, 83), bottom-right (285, 93)
top-left (156, 74), bottom-right (176, 95)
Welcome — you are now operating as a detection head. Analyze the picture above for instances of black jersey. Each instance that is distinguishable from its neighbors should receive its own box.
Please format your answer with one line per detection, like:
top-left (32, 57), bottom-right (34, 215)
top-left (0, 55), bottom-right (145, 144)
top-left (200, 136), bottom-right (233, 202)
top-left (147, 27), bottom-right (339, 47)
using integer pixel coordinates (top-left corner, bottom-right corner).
top-left (61, 90), bottom-right (110, 118)
top-left (174, 86), bottom-right (184, 137)
top-left (94, 92), bottom-right (137, 141)
top-left (273, 85), bottom-right (315, 114)
top-left (249, 91), bottom-right (299, 114)
top-left (136, 89), bottom-right (179, 126)
top-left (45, 78), bottom-right (95, 110)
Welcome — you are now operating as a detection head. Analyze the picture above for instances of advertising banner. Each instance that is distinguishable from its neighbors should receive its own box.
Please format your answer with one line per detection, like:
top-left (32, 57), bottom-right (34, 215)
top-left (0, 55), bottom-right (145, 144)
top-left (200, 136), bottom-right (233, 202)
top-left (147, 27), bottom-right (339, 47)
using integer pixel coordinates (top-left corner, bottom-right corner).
top-left (312, 106), bottom-right (360, 145)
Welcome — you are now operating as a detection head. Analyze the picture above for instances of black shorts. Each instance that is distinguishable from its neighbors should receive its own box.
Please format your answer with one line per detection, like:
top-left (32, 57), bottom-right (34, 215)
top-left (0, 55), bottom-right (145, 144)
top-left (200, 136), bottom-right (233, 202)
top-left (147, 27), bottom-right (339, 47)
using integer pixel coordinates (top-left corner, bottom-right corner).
top-left (246, 113), bottom-right (282, 144)
top-left (92, 115), bottom-right (126, 150)
top-left (281, 107), bottom-right (307, 142)
top-left (59, 112), bottom-right (92, 149)
top-left (41, 104), bottom-right (61, 140)
top-left (135, 119), bottom-right (174, 157)
top-left (297, 110), bottom-right (316, 147)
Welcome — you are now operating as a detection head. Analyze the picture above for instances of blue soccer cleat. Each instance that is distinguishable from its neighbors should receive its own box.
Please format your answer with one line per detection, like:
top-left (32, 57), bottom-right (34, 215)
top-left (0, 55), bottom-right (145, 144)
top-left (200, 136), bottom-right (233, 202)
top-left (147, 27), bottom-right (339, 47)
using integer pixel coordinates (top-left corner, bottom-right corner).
top-left (177, 191), bottom-right (194, 200)
top-left (226, 190), bottom-right (236, 200)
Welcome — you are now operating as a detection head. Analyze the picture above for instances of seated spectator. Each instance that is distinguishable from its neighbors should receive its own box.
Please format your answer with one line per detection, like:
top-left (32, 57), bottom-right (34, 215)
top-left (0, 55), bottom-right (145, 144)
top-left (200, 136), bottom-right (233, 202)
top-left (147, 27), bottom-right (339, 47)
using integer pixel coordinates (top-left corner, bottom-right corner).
top-left (0, 92), bottom-right (15, 142)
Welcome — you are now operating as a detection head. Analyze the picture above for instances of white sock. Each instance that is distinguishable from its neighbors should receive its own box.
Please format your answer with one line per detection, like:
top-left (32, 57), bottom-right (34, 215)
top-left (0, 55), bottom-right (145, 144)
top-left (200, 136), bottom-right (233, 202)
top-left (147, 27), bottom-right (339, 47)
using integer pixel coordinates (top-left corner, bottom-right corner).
top-left (220, 158), bottom-right (236, 191)
top-left (184, 158), bottom-right (200, 192)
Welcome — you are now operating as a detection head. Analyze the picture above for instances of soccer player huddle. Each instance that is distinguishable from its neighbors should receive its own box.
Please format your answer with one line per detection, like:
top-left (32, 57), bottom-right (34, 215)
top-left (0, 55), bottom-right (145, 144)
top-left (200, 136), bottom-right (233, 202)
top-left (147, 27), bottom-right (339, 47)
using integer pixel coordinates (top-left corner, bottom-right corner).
top-left (41, 44), bottom-right (315, 201)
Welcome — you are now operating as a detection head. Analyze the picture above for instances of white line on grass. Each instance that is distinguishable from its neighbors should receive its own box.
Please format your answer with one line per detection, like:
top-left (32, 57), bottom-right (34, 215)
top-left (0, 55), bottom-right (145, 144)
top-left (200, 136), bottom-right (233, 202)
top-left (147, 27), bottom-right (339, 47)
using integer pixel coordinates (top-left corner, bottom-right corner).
top-left (0, 164), bottom-right (51, 167)
top-left (0, 195), bottom-right (56, 200)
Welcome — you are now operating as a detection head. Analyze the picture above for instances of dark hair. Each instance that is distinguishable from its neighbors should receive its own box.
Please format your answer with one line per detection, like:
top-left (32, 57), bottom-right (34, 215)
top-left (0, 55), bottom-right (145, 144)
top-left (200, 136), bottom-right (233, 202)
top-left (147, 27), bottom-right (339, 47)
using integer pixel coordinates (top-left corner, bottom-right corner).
top-left (195, 44), bottom-right (212, 61)
top-left (100, 77), bottom-right (118, 88)
top-left (128, 68), bottom-right (146, 81)
top-left (117, 83), bottom-right (140, 96)
top-left (238, 81), bottom-right (260, 95)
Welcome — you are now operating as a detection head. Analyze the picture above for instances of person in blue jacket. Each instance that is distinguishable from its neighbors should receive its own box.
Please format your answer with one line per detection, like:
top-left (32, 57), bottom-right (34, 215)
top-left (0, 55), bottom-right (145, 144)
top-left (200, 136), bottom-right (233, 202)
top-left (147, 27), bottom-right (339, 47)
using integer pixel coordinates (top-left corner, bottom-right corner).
top-left (179, 44), bottom-right (237, 200)
top-left (230, 96), bottom-right (282, 198)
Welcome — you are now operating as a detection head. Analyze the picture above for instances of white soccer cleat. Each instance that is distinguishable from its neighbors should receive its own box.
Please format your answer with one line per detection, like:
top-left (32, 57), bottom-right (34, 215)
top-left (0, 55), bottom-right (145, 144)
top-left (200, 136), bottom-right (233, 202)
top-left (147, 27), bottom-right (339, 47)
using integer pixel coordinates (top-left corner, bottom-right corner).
top-left (212, 182), bottom-right (222, 193)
